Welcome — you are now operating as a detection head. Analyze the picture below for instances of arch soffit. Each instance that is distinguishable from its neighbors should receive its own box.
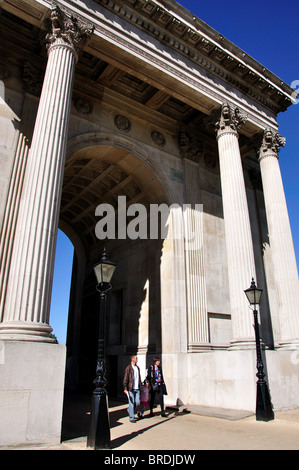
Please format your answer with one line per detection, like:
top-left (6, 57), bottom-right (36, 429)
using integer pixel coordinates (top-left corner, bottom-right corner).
top-left (66, 131), bottom-right (175, 206)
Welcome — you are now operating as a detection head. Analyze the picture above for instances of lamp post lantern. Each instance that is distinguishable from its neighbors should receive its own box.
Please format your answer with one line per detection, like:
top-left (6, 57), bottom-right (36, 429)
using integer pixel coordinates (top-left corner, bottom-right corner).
top-left (244, 278), bottom-right (274, 421)
top-left (87, 248), bottom-right (116, 449)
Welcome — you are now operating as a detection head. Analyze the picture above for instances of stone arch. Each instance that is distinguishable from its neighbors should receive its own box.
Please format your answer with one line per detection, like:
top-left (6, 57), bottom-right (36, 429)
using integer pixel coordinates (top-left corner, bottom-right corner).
top-left (60, 130), bottom-right (175, 394)
top-left (66, 131), bottom-right (176, 205)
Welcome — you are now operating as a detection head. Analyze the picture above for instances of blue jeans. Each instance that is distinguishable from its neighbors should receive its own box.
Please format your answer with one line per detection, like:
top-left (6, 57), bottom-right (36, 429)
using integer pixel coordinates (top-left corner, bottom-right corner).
top-left (127, 390), bottom-right (140, 420)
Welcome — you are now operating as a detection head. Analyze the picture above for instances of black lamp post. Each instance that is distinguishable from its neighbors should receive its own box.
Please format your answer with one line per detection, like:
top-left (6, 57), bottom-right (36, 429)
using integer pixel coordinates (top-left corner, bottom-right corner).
top-left (87, 248), bottom-right (116, 449)
top-left (244, 278), bottom-right (274, 421)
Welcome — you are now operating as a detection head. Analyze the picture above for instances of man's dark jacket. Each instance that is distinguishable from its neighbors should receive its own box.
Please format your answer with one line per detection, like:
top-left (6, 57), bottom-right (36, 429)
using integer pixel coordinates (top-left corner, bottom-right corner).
top-left (123, 364), bottom-right (142, 392)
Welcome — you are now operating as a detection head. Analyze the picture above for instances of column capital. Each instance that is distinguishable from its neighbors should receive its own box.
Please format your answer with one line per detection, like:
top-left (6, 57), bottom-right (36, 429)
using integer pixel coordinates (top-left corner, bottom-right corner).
top-left (215, 102), bottom-right (247, 139)
top-left (45, 5), bottom-right (94, 61)
top-left (258, 129), bottom-right (286, 161)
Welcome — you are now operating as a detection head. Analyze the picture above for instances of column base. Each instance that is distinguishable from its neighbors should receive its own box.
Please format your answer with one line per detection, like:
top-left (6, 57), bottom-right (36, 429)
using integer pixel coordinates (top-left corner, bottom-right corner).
top-left (0, 321), bottom-right (55, 343)
top-left (228, 338), bottom-right (256, 350)
top-left (188, 342), bottom-right (212, 352)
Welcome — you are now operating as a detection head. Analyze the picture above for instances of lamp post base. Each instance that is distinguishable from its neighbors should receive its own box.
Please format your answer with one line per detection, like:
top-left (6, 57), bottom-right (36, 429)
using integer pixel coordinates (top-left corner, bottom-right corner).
top-left (256, 380), bottom-right (274, 422)
top-left (87, 391), bottom-right (110, 449)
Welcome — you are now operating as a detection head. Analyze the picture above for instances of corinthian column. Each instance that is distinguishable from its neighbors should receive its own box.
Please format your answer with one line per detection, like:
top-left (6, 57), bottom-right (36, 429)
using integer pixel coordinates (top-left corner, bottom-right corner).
top-left (216, 103), bottom-right (256, 348)
top-left (0, 7), bottom-right (93, 341)
top-left (258, 130), bottom-right (299, 349)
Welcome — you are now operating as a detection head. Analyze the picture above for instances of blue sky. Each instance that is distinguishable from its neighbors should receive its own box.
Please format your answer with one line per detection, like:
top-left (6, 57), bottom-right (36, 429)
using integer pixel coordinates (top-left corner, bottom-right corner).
top-left (49, 0), bottom-right (299, 344)
top-left (179, 5), bottom-right (299, 246)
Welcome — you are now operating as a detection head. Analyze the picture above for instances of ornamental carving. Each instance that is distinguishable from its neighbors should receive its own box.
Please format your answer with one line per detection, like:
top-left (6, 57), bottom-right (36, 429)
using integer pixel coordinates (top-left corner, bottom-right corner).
top-left (0, 64), bottom-right (10, 80)
top-left (23, 61), bottom-right (43, 96)
top-left (179, 131), bottom-right (203, 162)
top-left (44, 5), bottom-right (94, 57)
top-left (114, 114), bottom-right (131, 132)
top-left (259, 129), bottom-right (286, 157)
top-left (151, 130), bottom-right (166, 147)
top-left (215, 102), bottom-right (247, 138)
top-left (204, 153), bottom-right (217, 170)
top-left (74, 97), bottom-right (93, 115)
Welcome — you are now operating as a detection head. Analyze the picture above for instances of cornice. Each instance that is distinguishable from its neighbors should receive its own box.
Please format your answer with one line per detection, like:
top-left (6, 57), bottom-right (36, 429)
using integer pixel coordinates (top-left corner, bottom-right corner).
top-left (93, 0), bottom-right (294, 114)
top-left (1, 0), bottom-right (295, 120)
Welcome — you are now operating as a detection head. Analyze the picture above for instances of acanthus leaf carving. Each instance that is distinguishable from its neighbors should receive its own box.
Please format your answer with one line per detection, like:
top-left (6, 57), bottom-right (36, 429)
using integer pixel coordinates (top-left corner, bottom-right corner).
top-left (215, 102), bottom-right (247, 138)
top-left (259, 129), bottom-right (286, 158)
top-left (179, 131), bottom-right (203, 162)
top-left (44, 5), bottom-right (94, 58)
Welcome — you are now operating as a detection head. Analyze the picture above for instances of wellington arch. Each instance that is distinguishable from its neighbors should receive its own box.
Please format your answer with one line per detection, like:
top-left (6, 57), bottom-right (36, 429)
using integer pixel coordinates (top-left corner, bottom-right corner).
top-left (0, 0), bottom-right (299, 447)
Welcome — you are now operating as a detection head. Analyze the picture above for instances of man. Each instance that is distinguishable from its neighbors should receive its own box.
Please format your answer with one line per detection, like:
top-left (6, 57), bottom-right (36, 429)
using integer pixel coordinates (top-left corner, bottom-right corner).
top-left (123, 355), bottom-right (142, 422)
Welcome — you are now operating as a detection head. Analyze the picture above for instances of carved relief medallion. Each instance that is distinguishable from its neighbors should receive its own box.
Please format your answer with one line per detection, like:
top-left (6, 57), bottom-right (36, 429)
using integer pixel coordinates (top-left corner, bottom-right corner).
top-left (114, 114), bottom-right (131, 132)
top-left (151, 130), bottom-right (166, 147)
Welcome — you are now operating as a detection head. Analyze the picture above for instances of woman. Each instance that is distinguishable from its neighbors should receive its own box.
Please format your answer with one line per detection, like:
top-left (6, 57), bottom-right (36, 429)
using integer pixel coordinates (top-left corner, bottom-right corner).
top-left (148, 357), bottom-right (167, 417)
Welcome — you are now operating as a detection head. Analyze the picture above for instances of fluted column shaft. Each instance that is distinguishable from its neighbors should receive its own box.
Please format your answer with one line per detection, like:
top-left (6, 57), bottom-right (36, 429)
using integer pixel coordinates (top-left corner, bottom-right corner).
top-left (216, 103), bottom-right (256, 348)
top-left (0, 133), bottom-right (29, 322)
top-left (0, 7), bottom-right (92, 341)
top-left (259, 130), bottom-right (299, 348)
top-left (183, 158), bottom-right (209, 350)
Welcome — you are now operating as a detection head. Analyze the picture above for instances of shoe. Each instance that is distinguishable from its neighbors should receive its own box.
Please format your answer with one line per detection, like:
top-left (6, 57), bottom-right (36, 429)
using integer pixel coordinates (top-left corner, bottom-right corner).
top-left (161, 412), bottom-right (167, 417)
top-left (130, 418), bottom-right (136, 423)
top-left (150, 411), bottom-right (154, 417)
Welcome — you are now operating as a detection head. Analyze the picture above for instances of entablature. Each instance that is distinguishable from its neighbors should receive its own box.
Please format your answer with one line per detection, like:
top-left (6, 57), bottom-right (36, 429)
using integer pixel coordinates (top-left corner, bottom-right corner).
top-left (0, 0), bottom-right (296, 139)
top-left (91, 0), bottom-right (295, 114)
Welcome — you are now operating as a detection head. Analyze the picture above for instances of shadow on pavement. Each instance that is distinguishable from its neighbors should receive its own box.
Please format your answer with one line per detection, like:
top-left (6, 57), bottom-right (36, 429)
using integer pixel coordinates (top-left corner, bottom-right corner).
top-left (110, 416), bottom-right (176, 449)
top-left (61, 391), bottom-right (188, 447)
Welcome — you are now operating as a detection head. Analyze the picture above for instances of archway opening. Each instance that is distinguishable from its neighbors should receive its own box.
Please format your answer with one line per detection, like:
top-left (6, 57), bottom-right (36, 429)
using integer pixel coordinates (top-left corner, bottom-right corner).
top-left (59, 141), bottom-right (170, 405)
top-left (49, 229), bottom-right (74, 344)
top-left (58, 140), bottom-right (172, 441)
